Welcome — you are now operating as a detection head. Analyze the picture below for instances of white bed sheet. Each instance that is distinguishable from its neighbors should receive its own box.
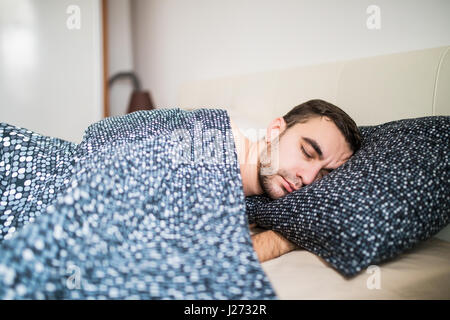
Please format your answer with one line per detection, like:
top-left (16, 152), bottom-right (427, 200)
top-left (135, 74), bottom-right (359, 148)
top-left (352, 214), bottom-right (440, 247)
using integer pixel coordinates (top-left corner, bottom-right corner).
top-left (256, 233), bottom-right (450, 300)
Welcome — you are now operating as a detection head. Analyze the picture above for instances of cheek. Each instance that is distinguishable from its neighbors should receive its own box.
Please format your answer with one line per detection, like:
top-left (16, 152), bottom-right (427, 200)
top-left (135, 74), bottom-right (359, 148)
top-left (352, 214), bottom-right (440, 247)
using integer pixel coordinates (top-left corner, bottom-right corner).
top-left (279, 145), bottom-right (301, 169)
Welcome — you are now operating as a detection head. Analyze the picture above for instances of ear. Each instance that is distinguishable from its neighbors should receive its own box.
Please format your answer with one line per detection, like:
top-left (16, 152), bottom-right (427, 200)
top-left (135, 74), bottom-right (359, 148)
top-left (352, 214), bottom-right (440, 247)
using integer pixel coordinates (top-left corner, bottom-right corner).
top-left (265, 117), bottom-right (287, 143)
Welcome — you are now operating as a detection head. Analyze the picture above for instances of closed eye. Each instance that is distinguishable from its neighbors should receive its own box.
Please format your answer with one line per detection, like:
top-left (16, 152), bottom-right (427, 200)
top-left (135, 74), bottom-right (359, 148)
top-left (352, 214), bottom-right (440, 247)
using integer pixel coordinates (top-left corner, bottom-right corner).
top-left (301, 146), bottom-right (312, 159)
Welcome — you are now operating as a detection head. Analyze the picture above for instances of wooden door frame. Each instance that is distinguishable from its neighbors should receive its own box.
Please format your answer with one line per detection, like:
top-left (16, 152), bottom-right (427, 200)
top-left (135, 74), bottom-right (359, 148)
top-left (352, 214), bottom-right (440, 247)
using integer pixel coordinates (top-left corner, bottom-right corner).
top-left (102, 0), bottom-right (110, 118)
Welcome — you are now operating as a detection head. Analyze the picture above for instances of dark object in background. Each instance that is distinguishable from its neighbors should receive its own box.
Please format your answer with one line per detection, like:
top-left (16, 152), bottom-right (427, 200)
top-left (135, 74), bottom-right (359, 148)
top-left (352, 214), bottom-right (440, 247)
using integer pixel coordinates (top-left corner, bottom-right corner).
top-left (127, 90), bottom-right (154, 114)
top-left (108, 72), bottom-right (154, 114)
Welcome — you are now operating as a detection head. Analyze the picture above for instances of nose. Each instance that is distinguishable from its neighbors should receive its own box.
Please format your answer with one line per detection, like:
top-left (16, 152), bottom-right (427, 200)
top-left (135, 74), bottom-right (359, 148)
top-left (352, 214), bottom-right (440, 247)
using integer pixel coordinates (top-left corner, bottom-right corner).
top-left (296, 165), bottom-right (322, 186)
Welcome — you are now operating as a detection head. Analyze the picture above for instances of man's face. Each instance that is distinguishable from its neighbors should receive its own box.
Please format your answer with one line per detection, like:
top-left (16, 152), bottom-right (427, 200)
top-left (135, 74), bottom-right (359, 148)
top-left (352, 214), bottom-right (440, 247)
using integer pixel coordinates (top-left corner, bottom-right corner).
top-left (258, 116), bottom-right (353, 199)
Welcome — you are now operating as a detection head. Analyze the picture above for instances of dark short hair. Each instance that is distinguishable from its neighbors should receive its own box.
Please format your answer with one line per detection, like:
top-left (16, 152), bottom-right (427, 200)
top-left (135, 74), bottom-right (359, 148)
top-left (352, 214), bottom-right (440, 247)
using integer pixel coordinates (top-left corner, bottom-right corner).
top-left (282, 99), bottom-right (362, 153)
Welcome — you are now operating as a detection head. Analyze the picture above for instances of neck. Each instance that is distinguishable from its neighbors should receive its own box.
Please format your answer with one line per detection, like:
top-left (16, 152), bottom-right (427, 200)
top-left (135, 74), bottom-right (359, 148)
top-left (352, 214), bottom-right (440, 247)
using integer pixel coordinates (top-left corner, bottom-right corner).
top-left (230, 120), bottom-right (265, 196)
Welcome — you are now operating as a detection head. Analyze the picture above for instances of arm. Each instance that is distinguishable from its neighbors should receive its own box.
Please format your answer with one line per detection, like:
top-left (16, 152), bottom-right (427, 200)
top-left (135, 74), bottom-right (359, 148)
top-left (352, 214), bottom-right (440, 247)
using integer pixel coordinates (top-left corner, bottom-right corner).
top-left (251, 230), bottom-right (298, 263)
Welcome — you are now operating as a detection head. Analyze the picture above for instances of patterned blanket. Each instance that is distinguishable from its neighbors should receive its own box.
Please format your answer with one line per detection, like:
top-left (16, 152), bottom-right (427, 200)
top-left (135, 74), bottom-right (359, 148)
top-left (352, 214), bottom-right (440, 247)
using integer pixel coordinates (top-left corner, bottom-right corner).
top-left (0, 108), bottom-right (276, 299)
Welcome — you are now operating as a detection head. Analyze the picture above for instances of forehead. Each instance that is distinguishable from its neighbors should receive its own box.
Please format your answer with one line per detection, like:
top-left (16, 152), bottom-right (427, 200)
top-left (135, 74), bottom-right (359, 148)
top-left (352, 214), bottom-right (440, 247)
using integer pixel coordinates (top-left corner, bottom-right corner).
top-left (288, 116), bottom-right (338, 135)
top-left (283, 116), bottom-right (353, 161)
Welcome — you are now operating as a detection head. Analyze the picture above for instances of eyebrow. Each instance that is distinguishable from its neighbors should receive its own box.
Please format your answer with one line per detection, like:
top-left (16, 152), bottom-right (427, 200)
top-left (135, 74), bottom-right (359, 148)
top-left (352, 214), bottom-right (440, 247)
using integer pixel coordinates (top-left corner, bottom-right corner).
top-left (301, 136), bottom-right (334, 173)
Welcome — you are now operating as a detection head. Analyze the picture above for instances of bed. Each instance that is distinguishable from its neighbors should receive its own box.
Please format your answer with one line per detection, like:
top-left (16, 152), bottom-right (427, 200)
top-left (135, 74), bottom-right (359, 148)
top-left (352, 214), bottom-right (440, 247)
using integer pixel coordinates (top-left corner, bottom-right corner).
top-left (176, 46), bottom-right (450, 299)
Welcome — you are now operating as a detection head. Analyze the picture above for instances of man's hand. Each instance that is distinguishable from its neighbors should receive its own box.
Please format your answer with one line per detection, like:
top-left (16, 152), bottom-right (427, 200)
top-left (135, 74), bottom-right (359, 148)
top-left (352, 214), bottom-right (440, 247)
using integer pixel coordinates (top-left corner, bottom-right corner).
top-left (251, 230), bottom-right (298, 263)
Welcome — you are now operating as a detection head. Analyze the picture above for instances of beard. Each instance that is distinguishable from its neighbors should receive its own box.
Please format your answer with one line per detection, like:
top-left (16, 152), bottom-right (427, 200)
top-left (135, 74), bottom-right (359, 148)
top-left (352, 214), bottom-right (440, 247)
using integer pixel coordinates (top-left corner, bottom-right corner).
top-left (258, 171), bottom-right (285, 199)
top-left (257, 133), bottom-right (298, 199)
top-left (258, 168), bottom-right (297, 199)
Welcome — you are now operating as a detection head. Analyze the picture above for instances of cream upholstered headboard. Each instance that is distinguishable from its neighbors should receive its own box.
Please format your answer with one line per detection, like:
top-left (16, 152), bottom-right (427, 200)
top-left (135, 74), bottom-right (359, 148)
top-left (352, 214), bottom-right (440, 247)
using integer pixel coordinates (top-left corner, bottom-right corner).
top-left (177, 46), bottom-right (450, 131)
top-left (176, 46), bottom-right (450, 241)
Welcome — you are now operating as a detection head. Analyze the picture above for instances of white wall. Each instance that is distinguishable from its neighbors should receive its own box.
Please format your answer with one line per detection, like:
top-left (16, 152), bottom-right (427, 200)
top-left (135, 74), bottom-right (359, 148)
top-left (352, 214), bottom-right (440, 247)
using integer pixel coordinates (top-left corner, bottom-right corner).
top-left (0, 0), bottom-right (103, 144)
top-left (107, 0), bottom-right (134, 117)
top-left (130, 0), bottom-right (450, 109)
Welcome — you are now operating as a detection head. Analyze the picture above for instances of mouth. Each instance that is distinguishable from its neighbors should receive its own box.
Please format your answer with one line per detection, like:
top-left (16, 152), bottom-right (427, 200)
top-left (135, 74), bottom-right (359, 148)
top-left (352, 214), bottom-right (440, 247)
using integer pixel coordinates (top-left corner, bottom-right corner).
top-left (281, 177), bottom-right (294, 193)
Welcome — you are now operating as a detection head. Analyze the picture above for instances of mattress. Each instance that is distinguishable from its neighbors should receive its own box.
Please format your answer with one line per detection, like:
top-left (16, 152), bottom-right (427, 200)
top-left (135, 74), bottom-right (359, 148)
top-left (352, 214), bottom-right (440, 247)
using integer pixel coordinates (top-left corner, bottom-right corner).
top-left (252, 225), bottom-right (450, 299)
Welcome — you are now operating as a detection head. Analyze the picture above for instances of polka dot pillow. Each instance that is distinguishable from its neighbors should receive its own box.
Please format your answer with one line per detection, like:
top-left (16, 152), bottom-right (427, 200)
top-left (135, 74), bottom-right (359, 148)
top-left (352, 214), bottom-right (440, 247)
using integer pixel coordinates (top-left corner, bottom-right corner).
top-left (245, 116), bottom-right (450, 277)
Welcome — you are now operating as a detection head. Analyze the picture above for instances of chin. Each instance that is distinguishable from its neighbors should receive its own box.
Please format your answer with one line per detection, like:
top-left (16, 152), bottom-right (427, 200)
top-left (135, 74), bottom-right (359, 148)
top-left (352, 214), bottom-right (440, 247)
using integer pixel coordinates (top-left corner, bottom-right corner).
top-left (259, 173), bottom-right (288, 199)
top-left (265, 184), bottom-right (287, 200)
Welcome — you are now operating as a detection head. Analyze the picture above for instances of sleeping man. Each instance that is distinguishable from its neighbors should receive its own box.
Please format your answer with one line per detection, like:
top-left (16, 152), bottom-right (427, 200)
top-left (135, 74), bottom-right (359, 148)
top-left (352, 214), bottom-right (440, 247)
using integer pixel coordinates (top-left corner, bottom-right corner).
top-left (0, 98), bottom-right (361, 299)
top-left (232, 99), bottom-right (361, 263)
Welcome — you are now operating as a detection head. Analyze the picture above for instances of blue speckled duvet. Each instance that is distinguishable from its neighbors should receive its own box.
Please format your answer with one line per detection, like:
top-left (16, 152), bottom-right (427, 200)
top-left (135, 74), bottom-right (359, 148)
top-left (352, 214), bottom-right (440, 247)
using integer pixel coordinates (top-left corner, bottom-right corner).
top-left (0, 108), bottom-right (276, 299)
